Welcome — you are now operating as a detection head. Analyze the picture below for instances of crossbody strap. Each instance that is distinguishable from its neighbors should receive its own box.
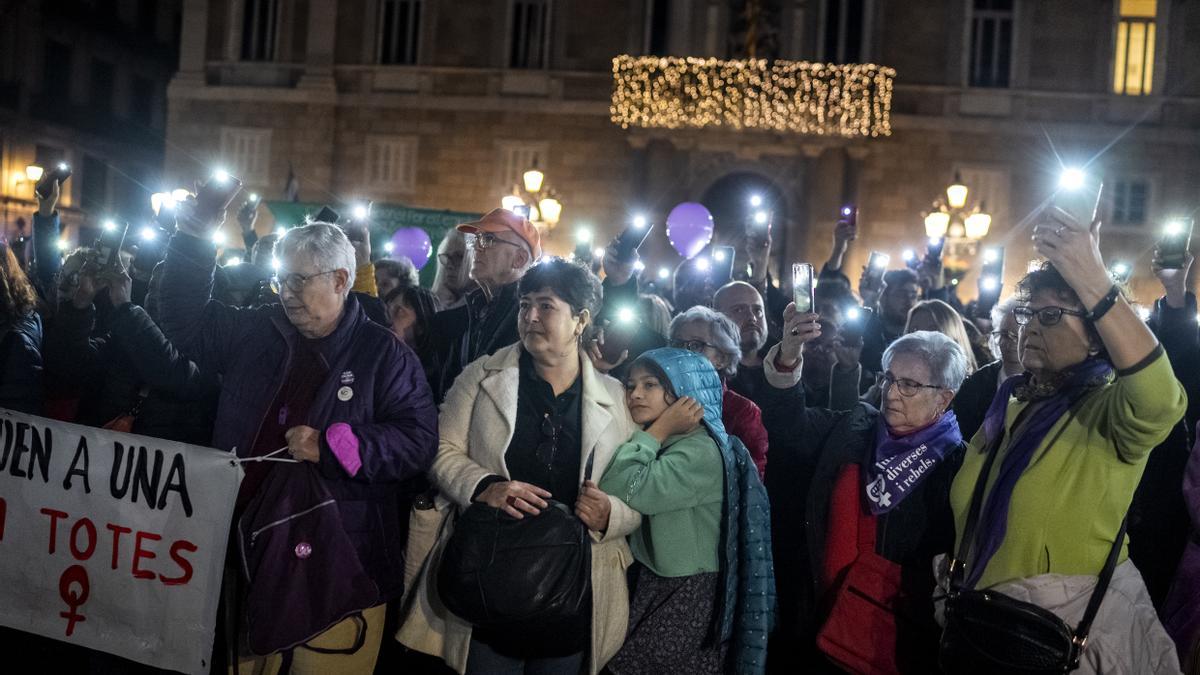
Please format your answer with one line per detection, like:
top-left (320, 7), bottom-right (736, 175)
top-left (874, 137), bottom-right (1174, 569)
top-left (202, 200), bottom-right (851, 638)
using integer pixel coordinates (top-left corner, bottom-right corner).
top-left (1072, 516), bottom-right (1127, 650)
top-left (948, 416), bottom-right (1010, 588)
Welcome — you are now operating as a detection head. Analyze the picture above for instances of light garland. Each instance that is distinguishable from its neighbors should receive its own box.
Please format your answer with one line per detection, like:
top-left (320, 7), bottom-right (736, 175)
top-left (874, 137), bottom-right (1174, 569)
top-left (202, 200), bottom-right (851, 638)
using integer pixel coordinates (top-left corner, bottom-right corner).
top-left (610, 55), bottom-right (895, 138)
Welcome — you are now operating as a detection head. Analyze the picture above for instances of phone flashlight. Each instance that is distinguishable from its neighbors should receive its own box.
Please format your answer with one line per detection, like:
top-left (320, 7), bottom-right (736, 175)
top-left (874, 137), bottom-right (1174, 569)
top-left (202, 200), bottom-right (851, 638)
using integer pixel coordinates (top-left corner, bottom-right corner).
top-left (750, 194), bottom-right (763, 208)
top-left (140, 226), bottom-right (158, 242)
top-left (980, 276), bottom-right (1000, 292)
top-left (56, 239), bottom-right (69, 251)
top-left (633, 260), bottom-right (645, 272)
top-left (352, 203), bottom-right (370, 220)
top-left (248, 192), bottom-right (260, 204)
top-left (713, 249), bottom-right (727, 262)
top-left (384, 241), bottom-right (395, 254)
top-left (616, 306), bottom-right (636, 324)
top-left (902, 249), bottom-right (916, 263)
top-left (275, 226), bottom-right (288, 237)
top-left (211, 168), bottom-right (231, 184)
top-left (593, 247), bottom-right (606, 259)
top-left (845, 306), bottom-right (862, 322)
top-left (753, 211), bottom-right (768, 225)
top-left (576, 228), bottom-right (593, 244)
top-left (212, 230), bottom-right (227, 246)
top-left (632, 215), bottom-right (647, 229)
top-left (983, 247), bottom-right (1001, 263)
top-left (102, 219), bottom-right (118, 233)
top-left (227, 257), bottom-right (243, 267)
top-left (657, 267), bottom-right (670, 280)
top-left (841, 206), bottom-right (854, 217)
top-left (1059, 168), bottom-right (1086, 191)
top-left (695, 257), bottom-right (711, 272)
top-left (872, 253), bottom-right (890, 268)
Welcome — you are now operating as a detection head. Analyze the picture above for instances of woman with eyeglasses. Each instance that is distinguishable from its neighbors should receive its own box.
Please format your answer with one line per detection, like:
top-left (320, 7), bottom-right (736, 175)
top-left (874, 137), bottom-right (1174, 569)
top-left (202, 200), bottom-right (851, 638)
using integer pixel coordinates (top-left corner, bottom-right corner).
top-left (760, 309), bottom-right (970, 672)
top-left (667, 306), bottom-right (770, 479)
top-left (400, 258), bottom-right (641, 675)
top-left (938, 214), bottom-right (1185, 672)
top-left (951, 296), bottom-right (1023, 440)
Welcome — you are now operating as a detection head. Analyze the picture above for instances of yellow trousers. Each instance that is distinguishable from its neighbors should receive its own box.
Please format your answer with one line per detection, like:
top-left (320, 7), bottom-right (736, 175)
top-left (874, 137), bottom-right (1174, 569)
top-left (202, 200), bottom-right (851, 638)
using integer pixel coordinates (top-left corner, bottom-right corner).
top-left (234, 604), bottom-right (387, 675)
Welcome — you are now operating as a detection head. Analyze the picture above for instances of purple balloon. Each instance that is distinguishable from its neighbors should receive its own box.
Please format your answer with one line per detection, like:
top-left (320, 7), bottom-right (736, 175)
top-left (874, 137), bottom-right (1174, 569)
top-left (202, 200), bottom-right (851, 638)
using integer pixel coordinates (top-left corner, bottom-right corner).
top-left (389, 227), bottom-right (433, 269)
top-left (666, 202), bottom-right (715, 259)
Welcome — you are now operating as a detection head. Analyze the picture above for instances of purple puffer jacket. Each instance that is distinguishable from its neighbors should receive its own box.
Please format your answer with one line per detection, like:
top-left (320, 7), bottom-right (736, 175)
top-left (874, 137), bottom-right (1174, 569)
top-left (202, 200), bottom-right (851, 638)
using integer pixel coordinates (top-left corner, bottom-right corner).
top-left (158, 232), bottom-right (438, 600)
top-left (1163, 422), bottom-right (1200, 669)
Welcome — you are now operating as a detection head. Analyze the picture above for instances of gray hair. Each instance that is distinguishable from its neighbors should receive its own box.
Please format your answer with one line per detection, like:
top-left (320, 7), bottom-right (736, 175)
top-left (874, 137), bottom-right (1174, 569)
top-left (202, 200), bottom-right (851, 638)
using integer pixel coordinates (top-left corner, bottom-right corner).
top-left (882, 330), bottom-right (969, 391)
top-left (669, 306), bottom-right (743, 378)
top-left (277, 222), bottom-right (357, 294)
top-left (990, 295), bottom-right (1019, 328)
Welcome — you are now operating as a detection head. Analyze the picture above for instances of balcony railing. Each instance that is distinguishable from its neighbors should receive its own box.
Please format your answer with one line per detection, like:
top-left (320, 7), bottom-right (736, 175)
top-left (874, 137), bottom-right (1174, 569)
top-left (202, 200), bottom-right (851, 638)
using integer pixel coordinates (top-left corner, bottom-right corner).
top-left (610, 55), bottom-right (895, 138)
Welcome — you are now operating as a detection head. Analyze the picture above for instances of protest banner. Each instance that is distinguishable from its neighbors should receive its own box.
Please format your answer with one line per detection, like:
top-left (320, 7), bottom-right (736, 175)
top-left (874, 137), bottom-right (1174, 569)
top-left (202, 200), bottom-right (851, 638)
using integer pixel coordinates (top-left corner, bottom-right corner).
top-left (0, 408), bottom-right (243, 674)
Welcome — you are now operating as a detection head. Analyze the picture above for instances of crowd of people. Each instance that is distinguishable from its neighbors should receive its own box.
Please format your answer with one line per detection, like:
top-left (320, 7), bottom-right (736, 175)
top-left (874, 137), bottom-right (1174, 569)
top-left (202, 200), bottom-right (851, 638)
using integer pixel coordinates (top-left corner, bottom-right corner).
top-left (2, 167), bottom-right (1200, 675)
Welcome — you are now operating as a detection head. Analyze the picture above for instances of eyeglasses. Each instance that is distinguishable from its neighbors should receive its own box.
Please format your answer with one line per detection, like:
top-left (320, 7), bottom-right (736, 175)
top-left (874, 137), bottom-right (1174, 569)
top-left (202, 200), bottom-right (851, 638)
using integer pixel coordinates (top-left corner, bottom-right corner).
top-left (881, 372), bottom-right (943, 397)
top-left (1012, 305), bottom-right (1087, 327)
top-left (270, 269), bottom-right (338, 294)
top-left (990, 330), bottom-right (1019, 344)
top-left (468, 232), bottom-right (523, 251)
top-left (536, 413), bottom-right (560, 468)
top-left (668, 338), bottom-right (718, 353)
top-left (437, 252), bottom-right (464, 266)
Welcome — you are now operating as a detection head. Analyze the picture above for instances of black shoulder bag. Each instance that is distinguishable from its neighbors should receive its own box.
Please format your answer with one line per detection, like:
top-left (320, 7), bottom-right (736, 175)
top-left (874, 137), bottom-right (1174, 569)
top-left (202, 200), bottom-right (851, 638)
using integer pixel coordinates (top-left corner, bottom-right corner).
top-left (437, 452), bottom-right (595, 636)
top-left (939, 421), bottom-right (1128, 674)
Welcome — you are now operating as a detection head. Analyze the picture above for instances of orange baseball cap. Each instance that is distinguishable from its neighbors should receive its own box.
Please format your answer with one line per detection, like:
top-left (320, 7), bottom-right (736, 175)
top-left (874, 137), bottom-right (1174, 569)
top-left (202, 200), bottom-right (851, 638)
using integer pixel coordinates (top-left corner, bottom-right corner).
top-left (457, 208), bottom-right (542, 259)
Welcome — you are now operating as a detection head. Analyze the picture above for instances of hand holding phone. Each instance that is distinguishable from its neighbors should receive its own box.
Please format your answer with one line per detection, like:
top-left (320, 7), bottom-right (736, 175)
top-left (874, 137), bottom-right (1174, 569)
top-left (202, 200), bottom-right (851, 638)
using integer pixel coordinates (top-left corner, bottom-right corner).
top-left (612, 218), bottom-right (653, 261)
top-left (1052, 170), bottom-right (1104, 230)
top-left (1156, 218), bottom-right (1194, 270)
top-left (792, 263), bottom-right (815, 314)
top-left (35, 163), bottom-right (72, 200)
top-left (188, 171), bottom-right (243, 233)
top-left (712, 246), bottom-right (736, 286)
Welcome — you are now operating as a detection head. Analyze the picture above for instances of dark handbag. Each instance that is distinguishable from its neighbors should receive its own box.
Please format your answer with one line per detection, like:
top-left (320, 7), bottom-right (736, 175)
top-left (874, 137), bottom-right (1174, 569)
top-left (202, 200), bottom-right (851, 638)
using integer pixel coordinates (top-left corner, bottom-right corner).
top-left (237, 463), bottom-right (380, 656)
top-left (816, 465), bottom-right (905, 675)
top-left (437, 454), bottom-right (594, 633)
top-left (939, 418), bottom-right (1128, 674)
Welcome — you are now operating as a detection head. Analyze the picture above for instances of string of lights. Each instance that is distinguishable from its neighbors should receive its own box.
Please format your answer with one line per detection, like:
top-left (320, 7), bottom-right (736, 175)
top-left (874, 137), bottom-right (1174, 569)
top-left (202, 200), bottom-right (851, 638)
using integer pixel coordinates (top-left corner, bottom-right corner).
top-left (610, 55), bottom-right (895, 138)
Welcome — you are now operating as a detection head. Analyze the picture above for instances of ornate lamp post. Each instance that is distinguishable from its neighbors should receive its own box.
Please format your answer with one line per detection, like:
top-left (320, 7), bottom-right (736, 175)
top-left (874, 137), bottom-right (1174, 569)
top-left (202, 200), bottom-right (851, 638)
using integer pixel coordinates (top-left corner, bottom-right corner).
top-left (501, 160), bottom-right (562, 231)
top-left (922, 171), bottom-right (992, 261)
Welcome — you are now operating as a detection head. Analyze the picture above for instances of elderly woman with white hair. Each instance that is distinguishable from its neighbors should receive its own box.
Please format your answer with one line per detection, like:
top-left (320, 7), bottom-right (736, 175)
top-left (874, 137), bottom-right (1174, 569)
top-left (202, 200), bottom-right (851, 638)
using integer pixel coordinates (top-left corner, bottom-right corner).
top-left (669, 306), bottom-right (770, 478)
top-left (760, 320), bottom-right (970, 673)
top-left (160, 188), bottom-right (438, 674)
top-left (951, 296), bottom-right (1023, 440)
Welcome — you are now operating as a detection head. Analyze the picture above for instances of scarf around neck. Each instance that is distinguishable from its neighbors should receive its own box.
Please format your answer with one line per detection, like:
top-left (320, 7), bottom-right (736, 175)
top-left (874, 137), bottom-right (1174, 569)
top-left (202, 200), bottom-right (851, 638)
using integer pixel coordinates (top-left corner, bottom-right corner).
top-left (964, 358), bottom-right (1113, 587)
top-left (865, 410), bottom-right (963, 515)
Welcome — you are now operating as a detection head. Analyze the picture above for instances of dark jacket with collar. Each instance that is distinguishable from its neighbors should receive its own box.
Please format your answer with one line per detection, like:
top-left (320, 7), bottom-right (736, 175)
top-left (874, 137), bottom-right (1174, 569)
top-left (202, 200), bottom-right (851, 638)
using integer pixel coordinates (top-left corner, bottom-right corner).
top-left (951, 360), bottom-right (1004, 443)
top-left (436, 280), bottom-right (521, 401)
top-left (0, 312), bottom-right (44, 414)
top-left (760, 391), bottom-right (963, 672)
top-left (158, 232), bottom-right (439, 600)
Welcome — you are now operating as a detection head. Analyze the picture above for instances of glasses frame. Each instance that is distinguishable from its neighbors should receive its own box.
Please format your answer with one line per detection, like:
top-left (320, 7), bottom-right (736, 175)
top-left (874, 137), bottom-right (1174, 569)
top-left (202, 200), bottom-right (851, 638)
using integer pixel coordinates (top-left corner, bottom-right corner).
top-left (668, 338), bottom-right (719, 353)
top-left (536, 412), bottom-right (560, 469)
top-left (468, 232), bottom-right (523, 251)
top-left (1012, 305), bottom-right (1087, 327)
top-left (881, 371), bottom-right (944, 397)
top-left (270, 269), bottom-right (338, 294)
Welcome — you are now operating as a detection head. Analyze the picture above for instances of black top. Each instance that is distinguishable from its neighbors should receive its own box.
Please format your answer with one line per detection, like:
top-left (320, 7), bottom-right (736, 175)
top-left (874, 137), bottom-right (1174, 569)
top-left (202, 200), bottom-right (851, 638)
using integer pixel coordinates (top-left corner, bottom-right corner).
top-left (506, 348), bottom-right (584, 507)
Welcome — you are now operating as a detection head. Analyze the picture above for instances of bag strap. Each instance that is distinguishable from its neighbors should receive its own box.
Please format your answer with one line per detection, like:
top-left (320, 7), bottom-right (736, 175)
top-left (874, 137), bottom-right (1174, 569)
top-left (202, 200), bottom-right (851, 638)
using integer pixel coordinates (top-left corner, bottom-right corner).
top-left (583, 447), bottom-right (597, 482)
top-left (300, 613), bottom-right (367, 655)
top-left (853, 466), bottom-right (877, 556)
top-left (948, 421), bottom-right (1007, 589)
top-left (1071, 516), bottom-right (1128, 654)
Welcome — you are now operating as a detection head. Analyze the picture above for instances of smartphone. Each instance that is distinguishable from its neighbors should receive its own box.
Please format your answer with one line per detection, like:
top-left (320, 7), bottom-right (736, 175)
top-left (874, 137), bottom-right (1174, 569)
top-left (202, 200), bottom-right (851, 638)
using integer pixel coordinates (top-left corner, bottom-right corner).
top-left (35, 163), bottom-right (72, 199)
top-left (194, 172), bottom-right (243, 219)
top-left (902, 249), bottom-right (919, 270)
top-left (925, 237), bottom-right (946, 266)
top-left (94, 221), bottom-right (129, 269)
top-left (866, 251), bottom-right (890, 285)
top-left (792, 263), bottom-right (815, 314)
top-left (613, 219), bottom-right (654, 260)
top-left (712, 246), bottom-right (736, 286)
top-left (839, 204), bottom-right (857, 228)
top-left (314, 205), bottom-right (340, 224)
top-left (238, 194), bottom-right (262, 221)
top-left (1157, 218), bottom-right (1194, 269)
top-left (1053, 175), bottom-right (1104, 229)
top-left (600, 307), bottom-right (639, 363)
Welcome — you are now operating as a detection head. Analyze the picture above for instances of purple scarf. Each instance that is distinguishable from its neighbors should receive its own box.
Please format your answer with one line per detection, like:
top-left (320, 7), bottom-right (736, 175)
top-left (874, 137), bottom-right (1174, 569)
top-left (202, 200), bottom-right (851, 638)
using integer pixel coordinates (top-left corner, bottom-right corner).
top-left (865, 410), bottom-right (963, 515)
top-left (964, 358), bottom-right (1114, 587)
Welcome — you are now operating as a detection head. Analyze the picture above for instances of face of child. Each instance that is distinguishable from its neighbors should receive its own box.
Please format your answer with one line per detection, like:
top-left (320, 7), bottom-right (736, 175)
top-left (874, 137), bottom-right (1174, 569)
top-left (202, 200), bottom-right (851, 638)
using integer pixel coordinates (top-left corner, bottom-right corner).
top-left (624, 365), bottom-right (675, 427)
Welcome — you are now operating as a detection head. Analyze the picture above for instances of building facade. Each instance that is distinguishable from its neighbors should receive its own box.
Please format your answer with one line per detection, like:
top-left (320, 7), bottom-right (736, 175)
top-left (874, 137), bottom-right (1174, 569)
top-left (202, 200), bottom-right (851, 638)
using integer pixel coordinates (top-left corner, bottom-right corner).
top-left (0, 0), bottom-right (181, 245)
top-left (166, 0), bottom-right (1200, 297)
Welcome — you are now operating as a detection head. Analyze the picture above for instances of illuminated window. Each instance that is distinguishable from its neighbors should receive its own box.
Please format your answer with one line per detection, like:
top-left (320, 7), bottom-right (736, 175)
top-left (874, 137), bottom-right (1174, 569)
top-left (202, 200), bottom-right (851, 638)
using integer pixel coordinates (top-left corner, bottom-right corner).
top-left (969, 0), bottom-right (1013, 88)
top-left (1113, 0), bottom-right (1157, 96)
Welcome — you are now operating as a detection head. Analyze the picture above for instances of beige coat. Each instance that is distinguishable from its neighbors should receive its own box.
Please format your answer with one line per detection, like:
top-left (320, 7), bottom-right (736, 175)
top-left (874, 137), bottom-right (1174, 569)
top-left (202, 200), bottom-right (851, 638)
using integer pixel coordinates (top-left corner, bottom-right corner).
top-left (397, 343), bottom-right (640, 674)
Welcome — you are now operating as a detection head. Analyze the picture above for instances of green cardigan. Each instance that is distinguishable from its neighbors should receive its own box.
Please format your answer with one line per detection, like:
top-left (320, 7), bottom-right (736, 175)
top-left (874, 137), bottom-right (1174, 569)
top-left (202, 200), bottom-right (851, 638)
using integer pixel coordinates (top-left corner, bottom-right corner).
top-left (599, 428), bottom-right (724, 577)
top-left (950, 349), bottom-right (1186, 589)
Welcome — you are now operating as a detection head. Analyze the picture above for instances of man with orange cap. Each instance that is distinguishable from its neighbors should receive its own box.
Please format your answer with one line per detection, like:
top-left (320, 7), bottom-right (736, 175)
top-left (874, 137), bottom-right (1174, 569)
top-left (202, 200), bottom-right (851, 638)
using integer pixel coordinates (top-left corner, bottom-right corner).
top-left (435, 208), bottom-right (541, 399)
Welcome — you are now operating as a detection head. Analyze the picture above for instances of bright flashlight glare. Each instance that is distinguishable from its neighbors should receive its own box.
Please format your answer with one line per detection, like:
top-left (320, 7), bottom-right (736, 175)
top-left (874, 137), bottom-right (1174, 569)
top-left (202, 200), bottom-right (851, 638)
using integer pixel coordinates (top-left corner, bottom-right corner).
top-left (841, 206), bottom-right (853, 217)
top-left (633, 260), bottom-right (645, 272)
top-left (750, 194), bottom-right (763, 207)
top-left (56, 239), bottom-right (69, 251)
top-left (902, 249), bottom-right (915, 261)
top-left (846, 307), bottom-right (861, 321)
top-left (981, 276), bottom-right (1000, 292)
top-left (248, 193), bottom-right (259, 203)
top-left (754, 211), bottom-right (768, 225)
top-left (211, 230), bottom-right (227, 246)
top-left (617, 307), bottom-right (636, 324)
top-left (172, 188), bottom-right (191, 202)
top-left (353, 204), bottom-right (369, 220)
top-left (695, 257), bottom-right (711, 272)
top-left (1165, 220), bottom-right (1186, 237)
top-left (576, 228), bottom-right (593, 244)
top-left (271, 257), bottom-right (281, 271)
top-left (983, 247), bottom-right (1000, 263)
top-left (211, 168), bottom-right (230, 184)
top-left (593, 247), bottom-right (606, 259)
top-left (226, 257), bottom-right (243, 267)
top-left (1111, 262), bottom-right (1129, 276)
top-left (275, 226), bottom-right (288, 237)
top-left (384, 242), bottom-right (395, 253)
top-left (140, 226), bottom-right (157, 242)
top-left (632, 215), bottom-right (647, 229)
top-left (1059, 168), bottom-right (1085, 190)
top-left (872, 254), bottom-right (890, 268)
top-left (102, 220), bottom-right (118, 232)
top-left (713, 250), bottom-right (727, 262)
top-left (658, 267), bottom-right (670, 280)
top-left (1137, 306), bottom-right (1151, 322)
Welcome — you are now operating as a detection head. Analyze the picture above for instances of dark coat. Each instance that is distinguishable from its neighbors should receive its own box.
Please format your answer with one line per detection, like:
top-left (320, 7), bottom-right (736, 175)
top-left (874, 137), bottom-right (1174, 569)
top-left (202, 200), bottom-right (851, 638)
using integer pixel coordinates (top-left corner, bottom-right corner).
top-left (158, 232), bottom-right (439, 600)
top-left (951, 359), bottom-right (1004, 442)
top-left (0, 312), bottom-right (43, 414)
top-left (435, 281), bottom-right (521, 402)
top-left (760, 390), bottom-right (962, 673)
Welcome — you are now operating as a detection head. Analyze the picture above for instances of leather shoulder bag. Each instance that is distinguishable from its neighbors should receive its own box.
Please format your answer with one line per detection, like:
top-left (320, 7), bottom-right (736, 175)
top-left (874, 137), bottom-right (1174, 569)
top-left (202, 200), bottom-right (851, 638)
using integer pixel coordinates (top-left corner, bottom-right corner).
top-left (938, 420), bottom-right (1127, 674)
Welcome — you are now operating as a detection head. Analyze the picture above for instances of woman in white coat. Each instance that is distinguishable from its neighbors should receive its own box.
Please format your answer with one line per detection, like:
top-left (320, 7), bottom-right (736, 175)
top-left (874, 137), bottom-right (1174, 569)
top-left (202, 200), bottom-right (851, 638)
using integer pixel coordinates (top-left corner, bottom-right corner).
top-left (398, 258), bottom-right (639, 675)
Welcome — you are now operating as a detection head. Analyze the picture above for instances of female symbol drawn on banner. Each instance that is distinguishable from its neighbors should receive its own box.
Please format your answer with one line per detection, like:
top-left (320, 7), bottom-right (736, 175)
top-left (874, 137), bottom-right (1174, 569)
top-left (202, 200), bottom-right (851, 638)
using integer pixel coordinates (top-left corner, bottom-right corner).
top-left (59, 564), bottom-right (90, 636)
top-left (665, 202), bottom-right (715, 259)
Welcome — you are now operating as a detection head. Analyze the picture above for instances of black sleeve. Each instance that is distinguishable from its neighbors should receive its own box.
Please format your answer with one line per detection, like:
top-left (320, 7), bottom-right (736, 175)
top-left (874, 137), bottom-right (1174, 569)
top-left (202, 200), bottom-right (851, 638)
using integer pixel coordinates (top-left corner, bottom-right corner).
top-left (42, 302), bottom-right (108, 384)
top-left (31, 212), bottom-right (62, 301)
top-left (106, 303), bottom-right (219, 400)
top-left (1151, 292), bottom-right (1200, 431)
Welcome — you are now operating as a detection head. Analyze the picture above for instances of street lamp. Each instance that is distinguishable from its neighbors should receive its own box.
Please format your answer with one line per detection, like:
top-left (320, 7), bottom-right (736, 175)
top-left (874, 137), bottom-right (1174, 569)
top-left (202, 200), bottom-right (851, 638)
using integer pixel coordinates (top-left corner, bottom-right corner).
top-left (502, 159), bottom-right (563, 230)
top-left (922, 171), bottom-right (992, 259)
top-left (25, 165), bottom-right (44, 183)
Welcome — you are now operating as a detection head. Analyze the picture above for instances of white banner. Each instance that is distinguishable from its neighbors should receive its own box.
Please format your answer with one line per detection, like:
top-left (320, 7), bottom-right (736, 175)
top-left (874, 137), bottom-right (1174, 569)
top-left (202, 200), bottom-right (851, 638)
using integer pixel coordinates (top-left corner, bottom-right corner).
top-left (0, 408), bottom-right (243, 674)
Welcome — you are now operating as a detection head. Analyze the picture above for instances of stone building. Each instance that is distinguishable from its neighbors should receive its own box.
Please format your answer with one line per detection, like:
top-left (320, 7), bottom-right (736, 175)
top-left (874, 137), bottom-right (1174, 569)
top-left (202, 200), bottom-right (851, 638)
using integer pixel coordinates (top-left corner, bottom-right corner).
top-left (165, 0), bottom-right (1200, 298)
top-left (1, 0), bottom-right (181, 244)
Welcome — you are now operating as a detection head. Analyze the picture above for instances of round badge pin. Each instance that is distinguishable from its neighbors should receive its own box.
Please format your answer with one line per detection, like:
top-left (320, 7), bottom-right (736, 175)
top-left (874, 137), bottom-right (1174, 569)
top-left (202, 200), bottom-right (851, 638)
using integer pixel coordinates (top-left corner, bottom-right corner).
top-left (337, 386), bottom-right (353, 402)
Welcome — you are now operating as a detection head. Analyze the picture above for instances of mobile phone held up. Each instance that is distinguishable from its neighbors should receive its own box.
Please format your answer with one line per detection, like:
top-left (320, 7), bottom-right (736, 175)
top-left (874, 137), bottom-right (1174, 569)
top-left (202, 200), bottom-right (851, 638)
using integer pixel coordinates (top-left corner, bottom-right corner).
top-left (924, 237), bottom-right (946, 267)
top-left (1157, 218), bottom-right (1194, 270)
top-left (35, 163), bottom-right (72, 200)
top-left (792, 263), bottom-right (815, 314)
top-left (196, 169), bottom-right (244, 214)
top-left (1052, 168), bottom-right (1104, 229)
top-left (600, 306), bottom-right (639, 363)
top-left (978, 246), bottom-right (1005, 303)
top-left (94, 220), bottom-right (129, 269)
top-left (866, 251), bottom-right (890, 285)
top-left (612, 216), bottom-right (653, 260)
top-left (839, 204), bottom-right (857, 228)
top-left (711, 246), bottom-right (736, 286)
